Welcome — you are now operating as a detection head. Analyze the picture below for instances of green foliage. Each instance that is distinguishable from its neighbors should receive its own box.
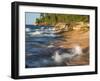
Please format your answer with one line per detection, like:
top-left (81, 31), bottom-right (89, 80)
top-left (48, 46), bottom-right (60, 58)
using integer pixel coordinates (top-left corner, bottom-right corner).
top-left (35, 13), bottom-right (89, 25)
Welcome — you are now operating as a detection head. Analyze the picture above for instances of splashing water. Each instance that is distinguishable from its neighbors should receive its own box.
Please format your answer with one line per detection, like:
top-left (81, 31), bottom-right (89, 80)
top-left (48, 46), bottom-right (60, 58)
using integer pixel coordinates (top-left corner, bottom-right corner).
top-left (30, 31), bottom-right (42, 35)
top-left (52, 51), bottom-right (63, 63)
top-left (73, 45), bottom-right (83, 55)
top-left (52, 45), bottom-right (83, 64)
top-left (25, 28), bottom-right (31, 32)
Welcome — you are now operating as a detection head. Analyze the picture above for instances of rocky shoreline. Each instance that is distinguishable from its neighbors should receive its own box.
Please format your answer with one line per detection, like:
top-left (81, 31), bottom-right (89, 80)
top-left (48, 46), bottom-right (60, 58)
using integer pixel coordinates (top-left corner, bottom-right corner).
top-left (53, 29), bottom-right (89, 65)
top-left (26, 22), bottom-right (89, 68)
top-left (37, 22), bottom-right (89, 65)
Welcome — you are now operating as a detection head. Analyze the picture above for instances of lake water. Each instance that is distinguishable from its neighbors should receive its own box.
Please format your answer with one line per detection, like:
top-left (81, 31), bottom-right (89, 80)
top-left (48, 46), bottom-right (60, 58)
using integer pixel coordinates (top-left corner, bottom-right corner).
top-left (25, 25), bottom-right (68, 68)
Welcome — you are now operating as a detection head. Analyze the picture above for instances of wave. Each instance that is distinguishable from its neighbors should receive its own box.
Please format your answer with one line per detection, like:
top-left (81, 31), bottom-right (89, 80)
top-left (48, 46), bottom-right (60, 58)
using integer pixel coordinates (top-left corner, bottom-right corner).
top-left (28, 31), bottom-right (60, 38)
top-left (25, 28), bottom-right (31, 32)
top-left (29, 31), bottom-right (42, 36)
top-left (47, 45), bottom-right (55, 48)
top-left (52, 45), bottom-right (83, 64)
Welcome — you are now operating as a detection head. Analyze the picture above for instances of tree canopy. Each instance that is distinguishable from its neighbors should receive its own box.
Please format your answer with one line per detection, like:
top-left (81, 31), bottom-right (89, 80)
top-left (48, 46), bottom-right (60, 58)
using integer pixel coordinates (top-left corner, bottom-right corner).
top-left (36, 13), bottom-right (89, 26)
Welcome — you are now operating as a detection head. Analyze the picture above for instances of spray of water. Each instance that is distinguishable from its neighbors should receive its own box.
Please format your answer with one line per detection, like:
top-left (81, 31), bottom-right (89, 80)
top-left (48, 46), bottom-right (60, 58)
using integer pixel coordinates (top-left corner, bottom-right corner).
top-left (52, 45), bottom-right (83, 64)
top-left (72, 45), bottom-right (83, 55)
top-left (52, 51), bottom-right (63, 63)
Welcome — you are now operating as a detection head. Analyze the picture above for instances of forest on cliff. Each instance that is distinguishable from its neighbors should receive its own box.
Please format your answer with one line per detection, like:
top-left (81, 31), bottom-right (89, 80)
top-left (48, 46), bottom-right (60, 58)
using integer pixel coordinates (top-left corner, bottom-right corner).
top-left (35, 13), bottom-right (89, 26)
